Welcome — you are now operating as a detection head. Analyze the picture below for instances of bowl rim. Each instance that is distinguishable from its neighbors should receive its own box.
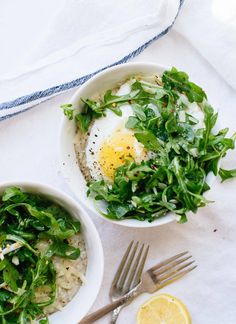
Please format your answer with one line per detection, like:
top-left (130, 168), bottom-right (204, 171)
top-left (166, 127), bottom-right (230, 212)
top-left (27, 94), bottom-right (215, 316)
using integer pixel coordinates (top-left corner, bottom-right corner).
top-left (0, 180), bottom-right (104, 323)
top-left (69, 61), bottom-right (168, 104)
top-left (60, 61), bottom-right (216, 228)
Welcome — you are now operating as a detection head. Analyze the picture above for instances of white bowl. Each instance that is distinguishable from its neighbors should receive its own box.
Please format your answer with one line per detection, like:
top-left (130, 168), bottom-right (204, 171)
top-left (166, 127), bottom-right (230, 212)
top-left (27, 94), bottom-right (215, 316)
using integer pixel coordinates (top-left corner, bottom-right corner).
top-left (60, 62), bottom-right (215, 228)
top-left (0, 181), bottom-right (104, 324)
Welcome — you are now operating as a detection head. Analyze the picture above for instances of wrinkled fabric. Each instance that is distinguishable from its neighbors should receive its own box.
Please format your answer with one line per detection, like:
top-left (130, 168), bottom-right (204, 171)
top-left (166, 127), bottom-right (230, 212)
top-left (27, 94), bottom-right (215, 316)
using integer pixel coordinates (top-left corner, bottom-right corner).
top-left (0, 0), bottom-right (180, 104)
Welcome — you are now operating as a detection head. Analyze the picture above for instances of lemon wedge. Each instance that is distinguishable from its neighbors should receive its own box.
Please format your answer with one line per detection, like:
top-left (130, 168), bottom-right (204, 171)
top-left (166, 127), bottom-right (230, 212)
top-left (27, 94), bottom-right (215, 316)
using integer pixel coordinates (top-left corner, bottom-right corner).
top-left (137, 293), bottom-right (191, 324)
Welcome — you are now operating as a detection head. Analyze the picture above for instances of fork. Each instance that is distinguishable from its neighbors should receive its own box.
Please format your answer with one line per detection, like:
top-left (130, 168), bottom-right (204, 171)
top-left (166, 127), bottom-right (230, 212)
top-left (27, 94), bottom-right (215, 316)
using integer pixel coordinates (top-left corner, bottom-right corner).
top-left (80, 251), bottom-right (196, 324)
top-left (109, 241), bottom-right (149, 324)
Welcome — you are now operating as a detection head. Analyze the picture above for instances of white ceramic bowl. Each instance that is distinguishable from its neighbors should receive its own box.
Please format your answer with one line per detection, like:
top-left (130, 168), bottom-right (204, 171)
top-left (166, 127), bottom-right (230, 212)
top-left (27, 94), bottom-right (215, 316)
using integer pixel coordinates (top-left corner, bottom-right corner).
top-left (60, 62), bottom-right (215, 228)
top-left (0, 181), bottom-right (104, 324)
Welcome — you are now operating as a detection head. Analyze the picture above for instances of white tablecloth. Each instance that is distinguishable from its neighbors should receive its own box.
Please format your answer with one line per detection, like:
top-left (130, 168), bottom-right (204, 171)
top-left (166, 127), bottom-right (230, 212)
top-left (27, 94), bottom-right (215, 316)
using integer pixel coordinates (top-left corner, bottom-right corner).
top-left (1, 1), bottom-right (236, 324)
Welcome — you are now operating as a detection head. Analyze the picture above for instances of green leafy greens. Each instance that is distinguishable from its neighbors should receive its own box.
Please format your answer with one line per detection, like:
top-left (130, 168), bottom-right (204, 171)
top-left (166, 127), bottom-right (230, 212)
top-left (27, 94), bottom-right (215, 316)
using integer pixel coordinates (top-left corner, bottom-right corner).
top-left (62, 67), bottom-right (236, 222)
top-left (219, 168), bottom-right (236, 182)
top-left (0, 187), bottom-right (81, 323)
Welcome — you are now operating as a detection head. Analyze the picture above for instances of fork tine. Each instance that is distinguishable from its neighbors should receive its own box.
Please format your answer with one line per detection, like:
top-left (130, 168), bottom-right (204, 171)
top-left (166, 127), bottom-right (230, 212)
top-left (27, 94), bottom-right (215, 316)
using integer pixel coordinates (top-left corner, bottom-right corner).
top-left (153, 255), bottom-right (192, 277)
top-left (158, 260), bottom-right (195, 282)
top-left (117, 242), bottom-right (139, 289)
top-left (122, 244), bottom-right (144, 293)
top-left (148, 251), bottom-right (189, 272)
top-left (132, 244), bottom-right (149, 288)
top-left (110, 241), bottom-right (134, 292)
top-left (122, 243), bottom-right (149, 293)
top-left (158, 265), bottom-right (197, 288)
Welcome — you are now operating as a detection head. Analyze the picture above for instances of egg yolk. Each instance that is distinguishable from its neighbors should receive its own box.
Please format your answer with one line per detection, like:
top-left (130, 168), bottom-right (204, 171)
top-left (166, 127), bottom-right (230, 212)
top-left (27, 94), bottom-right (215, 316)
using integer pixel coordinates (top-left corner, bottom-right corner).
top-left (98, 132), bottom-right (147, 180)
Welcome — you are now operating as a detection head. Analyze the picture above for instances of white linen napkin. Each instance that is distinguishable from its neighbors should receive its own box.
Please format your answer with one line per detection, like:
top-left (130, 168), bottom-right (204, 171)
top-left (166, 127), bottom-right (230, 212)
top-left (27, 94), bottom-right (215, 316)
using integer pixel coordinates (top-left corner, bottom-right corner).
top-left (0, 0), bottom-right (235, 122)
top-left (0, 0), bottom-right (181, 119)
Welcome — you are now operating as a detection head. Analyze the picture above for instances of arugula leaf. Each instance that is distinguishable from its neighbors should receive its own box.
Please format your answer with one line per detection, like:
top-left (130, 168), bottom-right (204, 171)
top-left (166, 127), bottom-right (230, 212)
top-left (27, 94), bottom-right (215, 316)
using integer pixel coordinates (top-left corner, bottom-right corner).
top-left (178, 214), bottom-right (188, 223)
top-left (107, 203), bottom-right (133, 219)
top-left (0, 260), bottom-right (7, 271)
top-left (0, 290), bottom-right (12, 303)
top-left (7, 229), bottom-right (35, 240)
top-left (103, 90), bottom-right (122, 116)
top-left (219, 168), bottom-right (236, 182)
top-left (2, 187), bottom-right (26, 203)
top-left (75, 111), bottom-right (93, 133)
top-left (3, 262), bottom-right (20, 292)
top-left (162, 67), bottom-right (207, 103)
top-left (45, 239), bottom-right (80, 260)
top-left (17, 204), bottom-right (76, 239)
top-left (135, 130), bottom-right (163, 152)
top-left (201, 103), bottom-right (218, 151)
top-left (126, 164), bottom-right (153, 181)
top-left (88, 180), bottom-right (121, 203)
top-left (5, 234), bottom-right (38, 255)
top-left (125, 116), bottom-right (140, 129)
top-left (165, 114), bottom-right (178, 133)
top-left (132, 103), bottom-right (146, 121)
top-left (60, 104), bottom-right (74, 120)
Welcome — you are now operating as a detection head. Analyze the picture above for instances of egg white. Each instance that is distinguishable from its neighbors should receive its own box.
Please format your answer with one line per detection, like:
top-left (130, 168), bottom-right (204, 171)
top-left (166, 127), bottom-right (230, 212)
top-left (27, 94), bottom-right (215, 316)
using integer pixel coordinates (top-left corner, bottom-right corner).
top-left (85, 81), bottom-right (147, 180)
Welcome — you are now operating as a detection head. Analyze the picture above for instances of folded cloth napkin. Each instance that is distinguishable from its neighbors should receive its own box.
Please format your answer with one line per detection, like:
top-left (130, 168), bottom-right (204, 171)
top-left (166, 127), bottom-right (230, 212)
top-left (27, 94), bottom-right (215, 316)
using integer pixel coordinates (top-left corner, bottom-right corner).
top-left (0, 0), bottom-right (182, 120)
top-left (0, 0), bottom-right (235, 121)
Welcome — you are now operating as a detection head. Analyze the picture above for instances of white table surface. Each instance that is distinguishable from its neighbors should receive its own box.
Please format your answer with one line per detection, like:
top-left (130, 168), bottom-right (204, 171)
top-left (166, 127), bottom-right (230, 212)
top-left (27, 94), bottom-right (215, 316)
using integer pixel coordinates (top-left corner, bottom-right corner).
top-left (1, 28), bottom-right (236, 324)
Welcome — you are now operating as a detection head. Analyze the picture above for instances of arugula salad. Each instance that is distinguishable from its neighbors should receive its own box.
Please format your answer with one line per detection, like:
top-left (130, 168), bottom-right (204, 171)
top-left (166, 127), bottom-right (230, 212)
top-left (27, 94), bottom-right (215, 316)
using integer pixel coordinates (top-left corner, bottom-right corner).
top-left (0, 187), bottom-right (83, 323)
top-left (62, 67), bottom-right (236, 223)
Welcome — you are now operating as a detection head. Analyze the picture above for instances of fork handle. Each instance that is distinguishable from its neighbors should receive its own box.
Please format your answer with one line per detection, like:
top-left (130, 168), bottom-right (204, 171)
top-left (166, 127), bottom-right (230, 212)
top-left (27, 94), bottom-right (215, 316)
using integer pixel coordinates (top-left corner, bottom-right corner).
top-left (79, 287), bottom-right (142, 324)
top-left (111, 306), bottom-right (122, 324)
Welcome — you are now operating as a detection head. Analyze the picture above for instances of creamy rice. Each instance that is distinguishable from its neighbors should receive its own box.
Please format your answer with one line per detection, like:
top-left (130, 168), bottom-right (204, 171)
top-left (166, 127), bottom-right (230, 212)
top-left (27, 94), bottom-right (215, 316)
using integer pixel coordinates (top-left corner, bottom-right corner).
top-left (35, 233), bottom-right (87, 314)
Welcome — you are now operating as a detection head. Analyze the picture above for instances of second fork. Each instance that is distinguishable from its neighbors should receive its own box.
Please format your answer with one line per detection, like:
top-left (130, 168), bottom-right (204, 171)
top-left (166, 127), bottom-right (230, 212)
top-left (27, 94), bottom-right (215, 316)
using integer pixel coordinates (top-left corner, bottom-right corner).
top-left (109, 241), bottom-right (149, 323)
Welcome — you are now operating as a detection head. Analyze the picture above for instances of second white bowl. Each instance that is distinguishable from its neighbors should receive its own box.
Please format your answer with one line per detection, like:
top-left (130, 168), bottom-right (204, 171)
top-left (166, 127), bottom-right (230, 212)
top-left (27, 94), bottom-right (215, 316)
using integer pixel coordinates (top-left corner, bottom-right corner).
top-left (0, 181), bottom-right (104, 323)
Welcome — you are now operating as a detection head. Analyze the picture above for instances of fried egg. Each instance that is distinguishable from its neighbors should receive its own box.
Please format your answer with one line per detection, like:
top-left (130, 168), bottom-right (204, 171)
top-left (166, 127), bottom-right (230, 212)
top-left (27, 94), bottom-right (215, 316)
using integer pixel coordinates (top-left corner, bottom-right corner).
top-left (85, 82), bottom-right (148, 181)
